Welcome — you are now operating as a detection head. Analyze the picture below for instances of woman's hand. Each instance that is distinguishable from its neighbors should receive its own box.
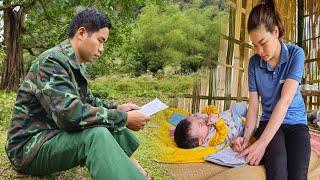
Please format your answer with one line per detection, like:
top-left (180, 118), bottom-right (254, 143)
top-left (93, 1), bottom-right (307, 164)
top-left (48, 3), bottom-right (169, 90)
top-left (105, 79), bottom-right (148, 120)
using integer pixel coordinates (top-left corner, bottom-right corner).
top-left (238, 139), bottom-right (267, 166)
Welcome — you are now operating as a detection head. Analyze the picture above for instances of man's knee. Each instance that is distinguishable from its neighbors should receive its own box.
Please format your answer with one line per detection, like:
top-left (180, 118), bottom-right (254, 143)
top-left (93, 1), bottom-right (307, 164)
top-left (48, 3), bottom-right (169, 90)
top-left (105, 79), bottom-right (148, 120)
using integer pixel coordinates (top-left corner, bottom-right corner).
top-left (83, 127), bottom-right (114, 144)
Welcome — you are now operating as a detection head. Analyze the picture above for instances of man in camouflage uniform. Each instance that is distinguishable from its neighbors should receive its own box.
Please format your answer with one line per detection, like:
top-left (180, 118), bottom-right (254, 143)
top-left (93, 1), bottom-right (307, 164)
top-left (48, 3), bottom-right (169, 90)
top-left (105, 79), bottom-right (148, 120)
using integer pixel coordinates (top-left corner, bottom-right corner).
top-left (6, 8), bottom-right (150, 180)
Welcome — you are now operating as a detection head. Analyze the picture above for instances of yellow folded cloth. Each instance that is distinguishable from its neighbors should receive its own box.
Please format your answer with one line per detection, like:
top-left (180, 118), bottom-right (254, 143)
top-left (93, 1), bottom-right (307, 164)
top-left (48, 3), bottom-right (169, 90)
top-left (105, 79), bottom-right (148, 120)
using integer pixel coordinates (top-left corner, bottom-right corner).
top-left (208, 119), bottom-right (228, 146)
top-left (153, 108), bottom-right (217, 163)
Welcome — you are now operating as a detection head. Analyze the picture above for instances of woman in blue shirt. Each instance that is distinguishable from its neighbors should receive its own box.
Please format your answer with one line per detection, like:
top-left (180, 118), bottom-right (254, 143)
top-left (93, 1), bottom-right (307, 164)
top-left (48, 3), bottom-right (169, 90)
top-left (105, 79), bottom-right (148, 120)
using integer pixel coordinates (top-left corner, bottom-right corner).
top-left (232, 0), bottom-right (311, 179)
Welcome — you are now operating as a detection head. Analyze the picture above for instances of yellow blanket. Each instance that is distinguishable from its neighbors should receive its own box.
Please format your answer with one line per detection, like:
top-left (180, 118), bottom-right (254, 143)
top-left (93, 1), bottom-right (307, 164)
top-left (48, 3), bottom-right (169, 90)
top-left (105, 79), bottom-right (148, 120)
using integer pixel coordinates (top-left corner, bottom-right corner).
top-left (153, 108), bottom-right (218, 163)
top-left (153, 108), bottom-right (320, 180)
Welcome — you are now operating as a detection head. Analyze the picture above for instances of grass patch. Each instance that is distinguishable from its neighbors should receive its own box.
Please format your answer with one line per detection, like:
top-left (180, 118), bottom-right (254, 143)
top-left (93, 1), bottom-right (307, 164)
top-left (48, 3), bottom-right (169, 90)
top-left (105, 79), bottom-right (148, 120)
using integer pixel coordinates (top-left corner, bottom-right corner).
top-left (133, 119), bottom-right (172, 179)
top-left (0, 91), bottom-right (16, 129)
top-left (0, 74), bottom-right (194, 179)
top-left (89, 74), bottom-right (195, 101)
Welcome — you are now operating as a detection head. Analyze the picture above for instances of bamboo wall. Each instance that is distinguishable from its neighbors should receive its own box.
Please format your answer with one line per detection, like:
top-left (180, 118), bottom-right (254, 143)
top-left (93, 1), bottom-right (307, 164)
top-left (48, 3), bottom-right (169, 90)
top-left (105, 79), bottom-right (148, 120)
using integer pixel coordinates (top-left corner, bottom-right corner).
top-left (177, 0), bottom-right (320, 113)
top-left (303, 0), bottom-right (320, 110)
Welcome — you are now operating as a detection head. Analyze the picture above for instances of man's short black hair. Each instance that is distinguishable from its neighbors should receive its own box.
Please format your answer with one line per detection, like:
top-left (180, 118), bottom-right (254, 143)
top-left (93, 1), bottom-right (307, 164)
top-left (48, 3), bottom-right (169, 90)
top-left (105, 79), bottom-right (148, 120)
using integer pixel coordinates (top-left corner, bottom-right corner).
top-left (68, 8), bottom-right (112, 38)
top-left (174, 118), bottom-right (199, 149)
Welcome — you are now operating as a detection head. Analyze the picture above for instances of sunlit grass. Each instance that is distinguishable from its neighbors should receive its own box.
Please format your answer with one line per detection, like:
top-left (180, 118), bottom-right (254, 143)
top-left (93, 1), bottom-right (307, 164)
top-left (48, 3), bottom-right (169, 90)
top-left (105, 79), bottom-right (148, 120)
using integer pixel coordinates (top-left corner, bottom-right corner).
top-left (0, 74), bottom-right (194, 179)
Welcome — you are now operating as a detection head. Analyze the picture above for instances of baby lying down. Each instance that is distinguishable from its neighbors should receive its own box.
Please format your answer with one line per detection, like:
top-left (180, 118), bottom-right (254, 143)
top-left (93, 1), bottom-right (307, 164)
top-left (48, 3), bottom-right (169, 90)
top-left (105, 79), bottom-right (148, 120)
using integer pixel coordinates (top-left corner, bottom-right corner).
top-left (174, 103), bottom-right (247, 149)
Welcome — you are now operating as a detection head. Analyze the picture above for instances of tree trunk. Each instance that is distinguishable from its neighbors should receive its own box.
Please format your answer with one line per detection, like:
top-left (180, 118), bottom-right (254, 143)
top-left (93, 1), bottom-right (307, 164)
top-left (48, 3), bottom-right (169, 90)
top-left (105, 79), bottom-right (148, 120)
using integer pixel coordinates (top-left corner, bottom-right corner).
top-left (1, 2), bottom-right (25, 91)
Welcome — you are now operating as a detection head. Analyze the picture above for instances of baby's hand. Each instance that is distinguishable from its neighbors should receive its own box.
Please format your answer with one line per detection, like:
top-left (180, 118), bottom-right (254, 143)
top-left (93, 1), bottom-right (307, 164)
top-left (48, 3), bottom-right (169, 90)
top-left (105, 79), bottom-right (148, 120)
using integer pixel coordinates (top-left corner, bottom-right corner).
top-left (169, 127), bottom-right (175, 137)
top-left (207, 113), bottom-right (220, 125)
top-left (231, 137), bottom-right (245, 153)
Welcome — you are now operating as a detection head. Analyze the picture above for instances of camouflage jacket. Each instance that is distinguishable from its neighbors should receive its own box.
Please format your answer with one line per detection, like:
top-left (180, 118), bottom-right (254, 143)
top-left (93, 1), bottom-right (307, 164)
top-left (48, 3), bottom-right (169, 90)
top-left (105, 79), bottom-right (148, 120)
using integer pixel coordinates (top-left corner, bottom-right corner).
top-left (6, 40), bottom-right (127, 169)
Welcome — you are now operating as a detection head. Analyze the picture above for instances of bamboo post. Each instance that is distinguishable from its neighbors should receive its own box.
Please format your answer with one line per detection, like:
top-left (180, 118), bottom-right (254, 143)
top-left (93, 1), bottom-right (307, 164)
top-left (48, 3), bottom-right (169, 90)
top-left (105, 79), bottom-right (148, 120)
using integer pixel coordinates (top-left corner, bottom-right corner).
top-left (298, 0), bottom-right (304, 48)
top-left (224, 6), bottom-right (236, 110)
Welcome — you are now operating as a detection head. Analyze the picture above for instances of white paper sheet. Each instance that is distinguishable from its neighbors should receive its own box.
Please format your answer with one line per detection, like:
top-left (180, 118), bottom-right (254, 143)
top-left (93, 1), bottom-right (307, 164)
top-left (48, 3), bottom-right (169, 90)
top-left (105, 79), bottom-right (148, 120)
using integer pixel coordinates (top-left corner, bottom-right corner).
top-left (139, 98), bottom-right (168, 116)
top-left (205, 146), bottom-right (246, 167)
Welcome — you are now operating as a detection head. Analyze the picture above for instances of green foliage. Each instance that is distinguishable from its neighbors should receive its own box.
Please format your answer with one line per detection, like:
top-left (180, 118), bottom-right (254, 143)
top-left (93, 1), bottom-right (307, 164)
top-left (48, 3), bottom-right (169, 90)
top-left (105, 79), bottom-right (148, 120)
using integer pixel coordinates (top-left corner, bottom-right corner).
top-left (22, 0), bottom-right (145, 50)
top-left (129, 1), bottom-right (227, 75)
top-left (82, 0), bottom-right (228, 77)
top-left (2, 0), bottom-right (227, 78)
top-left (0, 91), bottom-right (16, 129)
top-left (89, 74), bottom-right (195, 101)
top-left (18, 0), bottom-right (145, 77)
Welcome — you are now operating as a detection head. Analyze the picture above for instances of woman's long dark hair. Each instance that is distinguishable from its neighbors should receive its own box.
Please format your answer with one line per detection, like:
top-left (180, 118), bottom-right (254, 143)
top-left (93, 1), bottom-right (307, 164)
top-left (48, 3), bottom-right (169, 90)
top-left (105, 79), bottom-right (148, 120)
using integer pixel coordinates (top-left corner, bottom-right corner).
top-left (247, 0), bottom-right (284, 38)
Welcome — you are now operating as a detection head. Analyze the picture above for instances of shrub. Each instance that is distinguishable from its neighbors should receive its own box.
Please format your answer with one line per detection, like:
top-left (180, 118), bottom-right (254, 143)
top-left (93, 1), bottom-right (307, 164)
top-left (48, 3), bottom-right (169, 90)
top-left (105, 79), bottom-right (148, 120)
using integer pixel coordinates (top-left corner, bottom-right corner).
top-left (0, 91), bottom-right (16, 129)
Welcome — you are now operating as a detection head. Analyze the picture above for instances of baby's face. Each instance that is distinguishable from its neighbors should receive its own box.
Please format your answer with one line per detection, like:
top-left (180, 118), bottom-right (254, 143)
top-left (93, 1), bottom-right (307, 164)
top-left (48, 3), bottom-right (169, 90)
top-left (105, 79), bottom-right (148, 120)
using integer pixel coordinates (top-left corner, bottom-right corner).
top-left (188, 116), bottom-right (209, 146)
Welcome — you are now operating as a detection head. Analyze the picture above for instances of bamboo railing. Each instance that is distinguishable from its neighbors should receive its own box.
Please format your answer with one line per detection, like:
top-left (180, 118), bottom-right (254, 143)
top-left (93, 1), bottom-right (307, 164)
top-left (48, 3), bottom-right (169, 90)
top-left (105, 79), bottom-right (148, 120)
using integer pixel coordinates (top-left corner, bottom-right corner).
top-left (177, 0), bottom-right (320, 113)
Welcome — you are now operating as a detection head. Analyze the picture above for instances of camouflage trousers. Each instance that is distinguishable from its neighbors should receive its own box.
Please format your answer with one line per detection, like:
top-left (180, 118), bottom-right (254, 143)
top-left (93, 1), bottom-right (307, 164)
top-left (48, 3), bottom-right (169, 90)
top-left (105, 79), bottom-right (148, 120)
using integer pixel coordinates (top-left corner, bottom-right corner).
top-left (21, 127), bottom-right (145, 180)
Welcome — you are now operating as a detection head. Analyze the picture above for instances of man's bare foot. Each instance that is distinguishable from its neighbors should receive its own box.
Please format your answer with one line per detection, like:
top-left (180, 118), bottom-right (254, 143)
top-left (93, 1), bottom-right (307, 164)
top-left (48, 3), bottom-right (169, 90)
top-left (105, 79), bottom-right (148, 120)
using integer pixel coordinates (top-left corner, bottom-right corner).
top-left (130, 156), bottom-right (154, 180)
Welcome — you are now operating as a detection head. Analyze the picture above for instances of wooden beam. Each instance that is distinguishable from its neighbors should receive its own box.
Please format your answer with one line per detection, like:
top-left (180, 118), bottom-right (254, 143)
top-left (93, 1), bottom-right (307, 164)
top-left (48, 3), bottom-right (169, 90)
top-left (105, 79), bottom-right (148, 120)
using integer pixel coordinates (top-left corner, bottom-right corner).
top-left (184, 94), bottom-right (249, 101)
top-left (305, 57), bottom-right (320, 63)
top-left (221, 34), bottom-right (253, 49)
top-left (297, 0), bottom-right (304, 47)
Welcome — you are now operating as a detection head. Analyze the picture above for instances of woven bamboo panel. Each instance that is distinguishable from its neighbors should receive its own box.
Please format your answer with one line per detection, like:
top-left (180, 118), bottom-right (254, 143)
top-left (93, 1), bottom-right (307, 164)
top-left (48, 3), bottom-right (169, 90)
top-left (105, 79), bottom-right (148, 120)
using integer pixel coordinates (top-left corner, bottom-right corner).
top-left (178, 0), bottom-right (318, 112)
top-left (303, 0), bottom-right (320, 110)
